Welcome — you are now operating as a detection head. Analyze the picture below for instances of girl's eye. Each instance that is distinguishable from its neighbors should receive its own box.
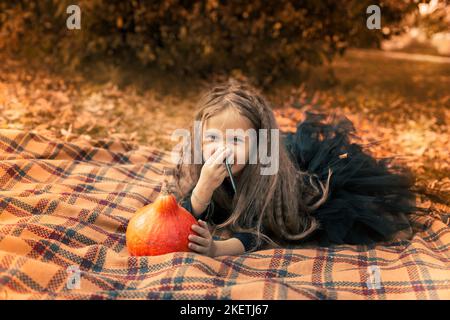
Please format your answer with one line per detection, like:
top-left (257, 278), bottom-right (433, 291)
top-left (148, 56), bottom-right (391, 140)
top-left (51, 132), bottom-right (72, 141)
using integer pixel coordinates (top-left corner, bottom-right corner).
top-left (205, 134), bottom-right (217, 141)
top-left (233, 137), bottom-right (244, 144)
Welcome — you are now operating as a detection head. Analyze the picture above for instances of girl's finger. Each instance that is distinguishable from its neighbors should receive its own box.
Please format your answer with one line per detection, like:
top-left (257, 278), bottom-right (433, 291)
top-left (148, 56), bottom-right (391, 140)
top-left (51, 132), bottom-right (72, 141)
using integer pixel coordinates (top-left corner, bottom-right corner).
top-left (198, 220), bottom-right (213, 233)
top-left (198, 219), bottom-right (208, 227)
top-left (225, 148), bottom-right (235, 164)
top-left (220, 168), bottom-right (228, 178)
top-left (198, 219), bottom-right (214, 232)
top-left (191, 223), bottom-right (209, 238)
top-left (189, 242), bottom-right (206, 253)
top-left (211, 147), bottom-right (231, 165)
top-left (211, 164), bottom-right (227, 175)
top-left (205, 146), bottom-right (226, 165)
top-left (188, 234), bottom-right (209, 246)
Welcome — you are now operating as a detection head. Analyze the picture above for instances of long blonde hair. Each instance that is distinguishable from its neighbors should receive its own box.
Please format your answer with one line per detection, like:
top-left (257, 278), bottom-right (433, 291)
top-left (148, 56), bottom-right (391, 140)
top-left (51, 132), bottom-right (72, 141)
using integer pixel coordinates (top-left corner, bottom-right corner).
top-left (174, 79), bottom-right (330, 250)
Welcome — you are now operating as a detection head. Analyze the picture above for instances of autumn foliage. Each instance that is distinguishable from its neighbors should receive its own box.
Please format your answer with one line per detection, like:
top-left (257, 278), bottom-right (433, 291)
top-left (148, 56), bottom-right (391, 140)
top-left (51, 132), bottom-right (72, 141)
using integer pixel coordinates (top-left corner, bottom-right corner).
top-left (0, 0), bottom-right (416, 85)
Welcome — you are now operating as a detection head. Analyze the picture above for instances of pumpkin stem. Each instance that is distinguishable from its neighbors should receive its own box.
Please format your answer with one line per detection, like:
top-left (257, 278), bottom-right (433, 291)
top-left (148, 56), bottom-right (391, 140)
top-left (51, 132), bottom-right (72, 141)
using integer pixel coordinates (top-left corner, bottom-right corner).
top-left (161, 168), bottom-right (170, 195)
top-left (157, 169), bottom-right (179, 214)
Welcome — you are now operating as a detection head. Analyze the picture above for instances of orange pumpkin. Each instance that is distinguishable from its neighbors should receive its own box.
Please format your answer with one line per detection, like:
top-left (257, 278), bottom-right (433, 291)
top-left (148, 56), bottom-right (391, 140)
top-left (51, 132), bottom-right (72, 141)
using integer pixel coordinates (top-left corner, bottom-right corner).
top-left (126, 180), bottom-right (198, 256)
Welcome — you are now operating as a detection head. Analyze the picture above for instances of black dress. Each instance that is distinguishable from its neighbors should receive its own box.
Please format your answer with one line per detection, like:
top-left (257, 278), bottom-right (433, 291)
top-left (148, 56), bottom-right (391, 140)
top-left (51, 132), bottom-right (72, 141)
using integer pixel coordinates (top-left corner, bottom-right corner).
top-left (181, 112), bottom-right (416, 252)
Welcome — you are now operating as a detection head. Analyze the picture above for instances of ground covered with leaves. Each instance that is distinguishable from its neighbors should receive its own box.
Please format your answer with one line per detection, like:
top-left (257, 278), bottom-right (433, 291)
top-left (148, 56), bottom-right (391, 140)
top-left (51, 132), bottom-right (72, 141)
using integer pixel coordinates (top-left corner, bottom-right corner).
top-left (1, 49), bottom-right (449, 215)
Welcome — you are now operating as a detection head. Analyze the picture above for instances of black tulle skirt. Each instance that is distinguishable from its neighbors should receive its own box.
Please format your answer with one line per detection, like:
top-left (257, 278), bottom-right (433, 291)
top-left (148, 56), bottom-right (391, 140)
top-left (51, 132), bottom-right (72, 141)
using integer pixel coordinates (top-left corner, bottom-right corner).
top-left (282, 112), bottom-right (417, 246)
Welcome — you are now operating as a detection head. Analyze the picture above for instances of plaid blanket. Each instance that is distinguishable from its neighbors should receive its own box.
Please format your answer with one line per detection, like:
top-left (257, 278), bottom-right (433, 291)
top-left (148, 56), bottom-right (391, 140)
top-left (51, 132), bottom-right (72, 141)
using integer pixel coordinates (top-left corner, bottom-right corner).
top-left (0, 129), bottom-right (449, 300)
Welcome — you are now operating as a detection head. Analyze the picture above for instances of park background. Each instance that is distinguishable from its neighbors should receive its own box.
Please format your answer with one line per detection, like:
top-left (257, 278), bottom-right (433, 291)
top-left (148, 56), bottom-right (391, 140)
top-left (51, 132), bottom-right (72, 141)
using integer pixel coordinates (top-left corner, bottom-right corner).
top-left (0, 0), bottom-right (449, 209)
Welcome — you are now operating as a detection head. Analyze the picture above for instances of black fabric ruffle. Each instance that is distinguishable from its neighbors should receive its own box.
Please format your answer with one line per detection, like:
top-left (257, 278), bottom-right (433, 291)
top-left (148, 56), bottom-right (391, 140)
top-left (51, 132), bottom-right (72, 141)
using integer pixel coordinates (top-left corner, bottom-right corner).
top-left (282, 112), bottom-right (416, 246)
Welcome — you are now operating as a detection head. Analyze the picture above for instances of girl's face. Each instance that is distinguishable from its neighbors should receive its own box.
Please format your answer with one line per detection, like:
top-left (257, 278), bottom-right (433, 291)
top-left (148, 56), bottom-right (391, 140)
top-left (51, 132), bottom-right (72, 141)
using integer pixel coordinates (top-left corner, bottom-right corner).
top-left (202, 108), bottom-right (255, 177)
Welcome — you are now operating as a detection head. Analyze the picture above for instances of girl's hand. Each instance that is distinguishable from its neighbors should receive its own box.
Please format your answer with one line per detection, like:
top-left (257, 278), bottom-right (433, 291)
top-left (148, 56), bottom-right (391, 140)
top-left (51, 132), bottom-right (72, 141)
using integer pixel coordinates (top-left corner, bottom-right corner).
top-left (190, 146), bottom-right (232, 217)
top-left (198, 146), bottom-right (232, 192)
top-left (189, 220), bottom-right (216, 257)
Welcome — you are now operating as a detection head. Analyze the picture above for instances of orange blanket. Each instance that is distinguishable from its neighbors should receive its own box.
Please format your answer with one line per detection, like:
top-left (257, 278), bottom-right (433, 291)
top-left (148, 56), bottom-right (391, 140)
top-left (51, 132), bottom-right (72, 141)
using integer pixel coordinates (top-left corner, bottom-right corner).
top-left (0, 130), bottom-right (449, 299)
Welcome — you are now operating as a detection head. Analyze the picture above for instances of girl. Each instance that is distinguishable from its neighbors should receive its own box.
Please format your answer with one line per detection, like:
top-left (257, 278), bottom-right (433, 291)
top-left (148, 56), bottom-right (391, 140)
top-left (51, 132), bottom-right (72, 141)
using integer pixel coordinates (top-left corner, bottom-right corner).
top-left (173, 80), bottom-right (416, 257)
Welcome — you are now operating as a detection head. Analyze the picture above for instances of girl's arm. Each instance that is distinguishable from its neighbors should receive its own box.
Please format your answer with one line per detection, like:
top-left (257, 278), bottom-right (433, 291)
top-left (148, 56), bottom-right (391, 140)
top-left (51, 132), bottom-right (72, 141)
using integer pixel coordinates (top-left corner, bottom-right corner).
top-left (212, 238), bottom-right (245, 257)
top-left (189, 221), bottom-right (245, 257)
top-left (179, 185), bottom-right (215, 223)
top-left (212, 232), bottom-right (261, 257)
top-left (190, 183), bottom-right (214, 217)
